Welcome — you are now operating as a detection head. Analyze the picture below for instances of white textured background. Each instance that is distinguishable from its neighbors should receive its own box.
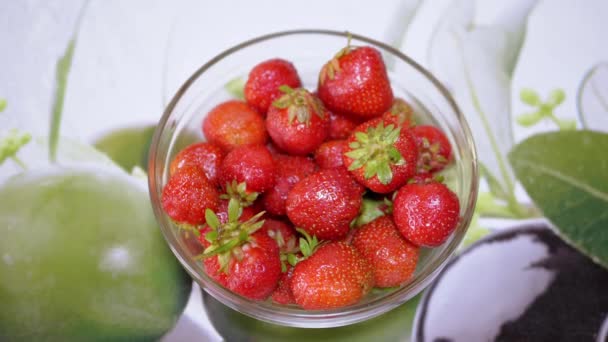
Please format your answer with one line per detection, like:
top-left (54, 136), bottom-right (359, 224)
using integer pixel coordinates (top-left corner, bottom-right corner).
top-left (1, 0), bottom-right (607, 340)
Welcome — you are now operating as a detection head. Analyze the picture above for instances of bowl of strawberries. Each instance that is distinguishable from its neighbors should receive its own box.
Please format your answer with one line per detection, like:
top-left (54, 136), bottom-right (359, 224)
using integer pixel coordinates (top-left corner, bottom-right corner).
top-left (148, 29), bottom-right (478, 328)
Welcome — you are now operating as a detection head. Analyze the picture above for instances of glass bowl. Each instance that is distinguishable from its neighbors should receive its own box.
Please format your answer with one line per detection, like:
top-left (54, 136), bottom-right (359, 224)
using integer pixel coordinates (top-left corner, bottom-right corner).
top-left (148, 29), bottom-right (478, 328)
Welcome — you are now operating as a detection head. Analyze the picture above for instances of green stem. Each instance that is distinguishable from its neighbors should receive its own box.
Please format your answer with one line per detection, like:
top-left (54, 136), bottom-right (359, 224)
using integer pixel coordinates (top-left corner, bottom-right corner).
top-left (453, 32), bottom-right (527, 218)
top-left (11, 156), bottom-right (27, 170)
top-left (48, 0), bottom-right (89, 163)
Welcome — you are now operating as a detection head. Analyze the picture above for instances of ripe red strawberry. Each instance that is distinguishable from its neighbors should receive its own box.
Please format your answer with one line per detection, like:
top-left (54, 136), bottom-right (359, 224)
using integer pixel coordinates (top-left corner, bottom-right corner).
top-left (328, 110), bottom-right (362, 140)
top-left (382, 98), bottom-right (415, 128)
top-left (199, 200), bottom-right (281, 300)
top-left (314, 139), bottom-right (347, 169)
top-left (261, 154), bottom-right (316, 216)
top-left (393, 182), bottom-right (460, 247)
top-left (161, 166), bottom-right (219, 225)
top-left (169, 142), bottom-right (225, 186)
top-left (318, 45), bottom-right (393, 119)
top-left (219, 144), bottom-right (276, 194)
top-left (411, 125), bottom-right (452, 173)
top-left (286, 168), bottom-right (362, 241)
top-left (290, 242), bottom-right (374, 310)
top-left (202, 100), bottom-right (267, 151)
top-left (259, 219), bottom-right (299, 305)
top-left (258, 218), bottom-right (298, 254)
top-left (214, 198), bottom-right (257, 224)
top-left (266, 87), bottom-right (330, 155)
top-left (271, 264), bottom-right (296, 305)
top-left (351, 216), bottom-right (419, 287)
top-left (343, 117), bottom-right (418, 193)
top-left (244, 58), bottom-right (302, 114)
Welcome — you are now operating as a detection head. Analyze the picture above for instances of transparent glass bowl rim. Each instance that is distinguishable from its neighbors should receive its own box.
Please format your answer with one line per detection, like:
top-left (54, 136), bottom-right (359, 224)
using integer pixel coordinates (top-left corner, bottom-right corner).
top-left (148, 28), bottom-right (479, 328)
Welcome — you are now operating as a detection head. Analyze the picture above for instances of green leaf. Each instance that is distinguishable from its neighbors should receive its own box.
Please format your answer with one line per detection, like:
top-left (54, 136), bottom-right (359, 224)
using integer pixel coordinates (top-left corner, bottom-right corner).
top-left (354, 197), bottom-right (388, 227)
top-left (205, 230), bottom-right (218, 243)
top-left (205, 209), bottom-right (220, 230)
top-left (299, 237), bottom-right (311, 257)
top-left (516, 111), bottom-right (544, 127)
top-left (224, 77), bottom-right (245, 100)
top-left (0, 99), bottom-right (6, 112)
top-left (520, 88), bottom-right (541, 106)
top-left (509, 130), bottom-right (608, 269)
top-left (428, 0), bottom-right (538, 205)
top-left (49, 39), bottom-right (76, 163)
top-left (0, 130), bottom-right (31, 168)
top-left (577, 61), bottom-right (608, 131)
top-left (547, 88), bottom-right (566, 107)
top-left (227, 198), bottom-right (240, 223)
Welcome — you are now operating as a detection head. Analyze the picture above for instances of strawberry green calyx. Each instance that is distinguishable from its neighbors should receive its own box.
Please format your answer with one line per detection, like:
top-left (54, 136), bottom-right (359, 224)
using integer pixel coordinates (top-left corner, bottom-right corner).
top-left (220, 180), bottom-right (258, 207)
top-left (346, 122), bottom-right (404, 185)
top-left (272, 86), bottom-right (325, 126)
top-left (271, 228), bottom-right (300, 273)
top-left (0, 99), bottom-right (7, 112)
top-left (353, 196), bottom-right (393, 227)
top-left (0, 129), bottom-right (31, 169)
top-left (418, 137), bottom-right (448, 171)
top-left (387, 98), bottom-right (415, 126)
top-left (284, 228), bottom-right (320, 269)
top-left (196, 198), bottom-right (265, 272)
top-left (319, 34), bottom-right (355, 83)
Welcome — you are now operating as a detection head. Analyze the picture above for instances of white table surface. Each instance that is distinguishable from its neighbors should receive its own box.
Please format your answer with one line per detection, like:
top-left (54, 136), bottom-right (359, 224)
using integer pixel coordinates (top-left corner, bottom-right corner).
top-left (2, 1), bottom-right (607, 340)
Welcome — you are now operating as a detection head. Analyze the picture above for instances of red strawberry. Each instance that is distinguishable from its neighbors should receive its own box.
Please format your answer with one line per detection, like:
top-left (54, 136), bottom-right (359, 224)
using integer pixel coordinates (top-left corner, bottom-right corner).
top-left (266, 87), bottom-right (330, 155)
top-left (261, 154), bottom-right (316, 216)
top-left (382, 98), bottom-right (415, 128)
top-left (244, 58), bottom-right (302, 114)
top-left (411, 125), bottom-right (452, 173)
top-left (258, 218), bottom-right (298, 254)
top-left (328, 110), bottom-right (362, 140)
top-left (314, 139), bottom-right (347, 169)
top-left (351, 216), bottom-right (419, 287)
top-left (286, 168), bottom-right (362, 241)
top-left (219, 144), bottom-right (276, 194)
top-left (393, 182), bottom-right (460, 247)
top-left (343, 117), bottom-right (418, 193)
top-left (214, 198), bottom-right (257, 224)
top-left (271, 264), bottom-right (296, 305)
top-left (169, 142), bottom-right (225, 186)
top-left (199, 200), bottom-right (281, 300)
top-left (202, 100), bottom-right (267, 151)
top-left (290, 242), bottom-right (373, 310)
top-left (259, 219), bottom-right (299, 305)
top-left (161, 166), bottom-right (219, 225)
top-left (318, 45), bottom-right (393, 119)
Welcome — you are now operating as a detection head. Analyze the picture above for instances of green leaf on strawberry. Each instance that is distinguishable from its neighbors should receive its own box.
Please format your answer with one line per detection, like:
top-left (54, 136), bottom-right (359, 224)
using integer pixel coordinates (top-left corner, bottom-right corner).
top-left (197, 198), bottom-right (266, 272)
top-left (346, 121), bottom-right (404, 185)
top-left (272, 85), bottom-right (325, 125)
top-left (220, 180), bottom-right (258, 208)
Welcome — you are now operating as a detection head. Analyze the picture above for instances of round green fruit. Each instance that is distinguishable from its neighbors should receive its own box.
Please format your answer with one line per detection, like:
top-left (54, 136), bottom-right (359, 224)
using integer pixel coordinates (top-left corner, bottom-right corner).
top-left (0, 167), bottom-right (191, 341)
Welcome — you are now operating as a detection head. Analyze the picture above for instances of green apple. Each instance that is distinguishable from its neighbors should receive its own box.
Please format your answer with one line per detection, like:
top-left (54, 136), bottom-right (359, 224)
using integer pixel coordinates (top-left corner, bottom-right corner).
top-left (204, 291), bottom-right (420, 342)
top-left (0, 167), bottom-right (191, 341)
top-left (93, 125), bottom-right (201, 172)
top-left (93, 125), bottom-right (156, 172)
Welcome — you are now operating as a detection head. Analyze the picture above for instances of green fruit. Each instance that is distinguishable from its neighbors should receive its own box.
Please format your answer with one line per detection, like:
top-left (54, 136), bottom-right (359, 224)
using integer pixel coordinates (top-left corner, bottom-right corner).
top-left (0, 167), bottom-right (191, 341)
top-left (94, 125), bottom-right (201, 172)
top-left (93, 125), bottom-right (156, 172)
top-left (203, 291), bottom-right (420, 342)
